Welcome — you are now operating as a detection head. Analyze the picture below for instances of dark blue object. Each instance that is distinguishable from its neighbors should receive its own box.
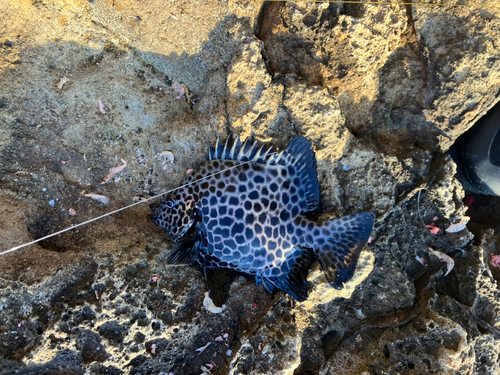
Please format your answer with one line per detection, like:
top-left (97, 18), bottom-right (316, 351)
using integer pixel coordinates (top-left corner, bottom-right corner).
top-left (452, 101), bottom-right (500, 195)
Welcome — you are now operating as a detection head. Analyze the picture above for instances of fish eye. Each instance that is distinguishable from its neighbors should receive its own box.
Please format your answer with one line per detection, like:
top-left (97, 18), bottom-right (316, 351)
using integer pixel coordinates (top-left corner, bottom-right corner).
top-left (165, 200), bottom-right (176, 208)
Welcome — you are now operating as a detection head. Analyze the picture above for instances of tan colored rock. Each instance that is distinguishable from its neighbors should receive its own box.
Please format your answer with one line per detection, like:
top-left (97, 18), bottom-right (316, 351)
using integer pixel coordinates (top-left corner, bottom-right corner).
top-left (226, 38), bottom-right (287, 142)
top-left (2, 1), bottom-right (500, 374)
top-left (284, 83), bottom-right (348, 161)
top-left (302, 251), bottom-right (375, 310)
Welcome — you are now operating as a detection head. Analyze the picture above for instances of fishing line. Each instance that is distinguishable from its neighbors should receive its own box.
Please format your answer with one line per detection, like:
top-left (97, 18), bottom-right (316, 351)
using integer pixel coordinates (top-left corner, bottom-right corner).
top-left (267, 0), bottom-right (499, 9)
top-left (3, 0), bottom-right (493, 254)
top-left (0, 154), bottom-right (276, 257)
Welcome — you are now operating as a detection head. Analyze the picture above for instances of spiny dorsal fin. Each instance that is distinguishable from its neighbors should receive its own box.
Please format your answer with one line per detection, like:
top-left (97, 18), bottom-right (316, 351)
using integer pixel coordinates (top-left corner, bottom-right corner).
top-left (205, 135), bottom-right (273, 163)
top-left (267, 137), bottom-right (319, 212)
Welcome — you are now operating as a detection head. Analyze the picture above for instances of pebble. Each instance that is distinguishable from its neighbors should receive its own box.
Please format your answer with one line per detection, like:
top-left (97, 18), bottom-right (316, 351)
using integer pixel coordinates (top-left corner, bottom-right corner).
top-left (441, 65), bottom-right (452, 76)
top-left (434, 46), bottom-right (447, 56)
top-left (454, 66), bottom-right (470, 83)
top-left (226, 349), bottom-right (232, 356)
top-left (478, 8), bottom-right (494, 19)
top-left (466, 102), bottom-right (478, 110)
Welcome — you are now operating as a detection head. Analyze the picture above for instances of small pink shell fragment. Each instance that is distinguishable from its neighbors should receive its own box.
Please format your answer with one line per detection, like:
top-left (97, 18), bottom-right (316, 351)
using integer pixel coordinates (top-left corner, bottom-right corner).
top-left (151, 344), bottom-right (156, 354)
top-left (186, 169), bottom-right (194, 175)
top-left (152, 276), bottom-right (158, 283)
top-left (102, 159), bottom-right (127, 183)
top-left (171, 80), bottom-right (185, 97)
top-left (98, 100), bottom-right (106, 114)
top-left (490, 254), bottom-right (500, 269)
top-left (215, 336), bottom-right (223, 342)
top-left (195, 342), bottom-right (211, 353)
top-left (433, 216), bottom-right (439, 221)
top-left (426, 224), bottom-right (440, 235)
top-left (68, 208), bottom-right (76, 216)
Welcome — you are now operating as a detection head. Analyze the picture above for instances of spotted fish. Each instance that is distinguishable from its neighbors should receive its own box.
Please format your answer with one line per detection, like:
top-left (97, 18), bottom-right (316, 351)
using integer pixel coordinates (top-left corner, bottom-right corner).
top-left (150, 136), bottom-right (375, 302)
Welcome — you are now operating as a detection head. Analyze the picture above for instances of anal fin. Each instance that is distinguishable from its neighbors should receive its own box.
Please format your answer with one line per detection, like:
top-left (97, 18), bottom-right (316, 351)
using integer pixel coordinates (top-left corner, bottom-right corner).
top-left (262, 249), bottom-right (312, 302)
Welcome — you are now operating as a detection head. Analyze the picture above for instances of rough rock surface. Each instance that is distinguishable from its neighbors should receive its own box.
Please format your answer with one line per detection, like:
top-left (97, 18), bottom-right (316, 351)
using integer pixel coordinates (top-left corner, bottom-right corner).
top-left (1, 1), bottom-right (500, 374)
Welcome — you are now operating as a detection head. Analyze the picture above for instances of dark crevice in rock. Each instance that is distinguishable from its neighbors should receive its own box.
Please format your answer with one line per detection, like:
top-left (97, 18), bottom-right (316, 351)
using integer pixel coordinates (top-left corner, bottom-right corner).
top-left (254, 1), bottom-right (326, 86)
top-left (321, 329), bottom-right (344, 360)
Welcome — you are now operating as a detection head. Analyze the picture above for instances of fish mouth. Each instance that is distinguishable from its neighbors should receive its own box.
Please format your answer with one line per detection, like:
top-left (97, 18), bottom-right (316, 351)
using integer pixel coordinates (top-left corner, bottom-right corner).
top-left (149, 202), bottom-right (160, 214)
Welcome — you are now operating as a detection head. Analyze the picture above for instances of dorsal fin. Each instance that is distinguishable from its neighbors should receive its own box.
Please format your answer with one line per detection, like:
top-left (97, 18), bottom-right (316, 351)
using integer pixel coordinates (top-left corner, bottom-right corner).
top-left (266, 137), bottom-right (319, 212)
top-left (205, 135), bottom-right (274, 163)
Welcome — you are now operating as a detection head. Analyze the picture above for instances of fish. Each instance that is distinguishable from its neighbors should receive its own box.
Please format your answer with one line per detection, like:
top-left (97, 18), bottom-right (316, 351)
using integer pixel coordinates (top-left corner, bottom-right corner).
top-left (150, 136), bottom-right (375, 302)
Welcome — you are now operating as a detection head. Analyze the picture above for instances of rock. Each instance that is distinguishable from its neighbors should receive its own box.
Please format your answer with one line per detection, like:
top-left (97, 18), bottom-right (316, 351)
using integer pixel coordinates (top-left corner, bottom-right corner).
top-left (151, 321), bottom-right (162, 331)
top-left (131, 309), bottom-right (150, 326)
top-left (226, 38), bottom-right (288, 143)
top-left (454, 66), bottom-right (471, 83)
top-left (89, 363), bottom-right (124, 375)
top-left (1, 0), bottom-right (500, 374)
top-left (98, 321), bottom-right (124, 345)
top-left (2, 350), bottom-right (84, 375)
top-left (478, 8), bottom-right (495, 20)
top-left (283, 82), bottom-right (348, 160)
top-left (76, 330), bottom-right (107, 364)
top-left (133, 332), bottom-right (145, 344)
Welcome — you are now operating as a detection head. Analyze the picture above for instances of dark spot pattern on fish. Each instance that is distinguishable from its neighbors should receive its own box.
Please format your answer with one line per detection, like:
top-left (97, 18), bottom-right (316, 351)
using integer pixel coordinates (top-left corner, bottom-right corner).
top-left (150, 136), bottom-right (375, 302)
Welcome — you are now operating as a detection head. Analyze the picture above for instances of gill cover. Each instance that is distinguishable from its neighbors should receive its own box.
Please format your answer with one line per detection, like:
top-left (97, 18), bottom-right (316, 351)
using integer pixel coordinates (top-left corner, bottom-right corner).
top-left (150, 195), bottom-right (195, 242)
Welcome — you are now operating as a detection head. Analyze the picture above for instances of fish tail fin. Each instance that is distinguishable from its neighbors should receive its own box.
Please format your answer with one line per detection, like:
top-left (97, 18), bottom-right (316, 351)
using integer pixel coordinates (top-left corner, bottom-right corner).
top-left (314, 212), bottom-right (375, 289)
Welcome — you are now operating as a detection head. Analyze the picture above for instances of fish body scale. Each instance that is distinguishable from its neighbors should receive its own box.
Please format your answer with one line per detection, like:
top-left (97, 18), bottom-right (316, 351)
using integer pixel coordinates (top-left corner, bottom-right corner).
top-left (196, 160), bottom-right (303, 276)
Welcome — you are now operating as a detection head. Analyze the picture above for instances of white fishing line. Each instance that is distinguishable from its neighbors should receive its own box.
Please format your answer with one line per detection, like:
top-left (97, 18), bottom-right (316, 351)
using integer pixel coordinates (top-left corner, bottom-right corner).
top-left (269, 0), bottom-right (499, 9)
top-left (0, 155), bottom-right (275, 257)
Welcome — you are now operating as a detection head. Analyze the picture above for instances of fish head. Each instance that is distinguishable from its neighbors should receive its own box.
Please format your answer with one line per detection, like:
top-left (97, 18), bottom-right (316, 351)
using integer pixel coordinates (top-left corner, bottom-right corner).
top-left (150, 193), bottom-right (196, 242)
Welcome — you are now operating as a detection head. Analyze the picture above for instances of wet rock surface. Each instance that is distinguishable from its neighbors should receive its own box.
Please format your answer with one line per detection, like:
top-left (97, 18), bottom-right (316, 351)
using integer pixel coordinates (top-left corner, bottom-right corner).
top-left (1, 1), bottom-right (500, 374)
